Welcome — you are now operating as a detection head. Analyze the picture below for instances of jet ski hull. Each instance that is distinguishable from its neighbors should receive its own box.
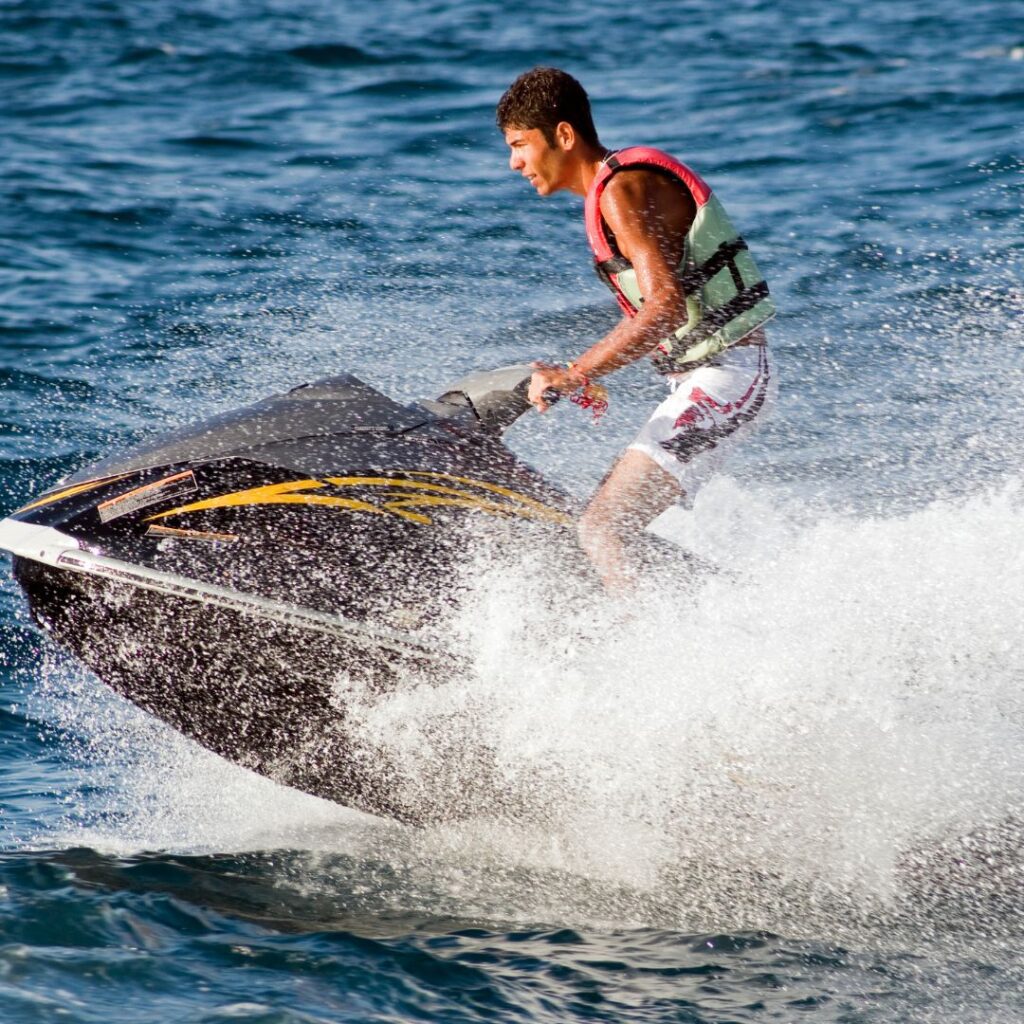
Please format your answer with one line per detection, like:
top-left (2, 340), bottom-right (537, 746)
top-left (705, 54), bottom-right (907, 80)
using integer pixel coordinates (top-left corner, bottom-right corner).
top-left (1, 370), bottom-right (581, 822)
top-left (13, 549), bottom-right (443, 822)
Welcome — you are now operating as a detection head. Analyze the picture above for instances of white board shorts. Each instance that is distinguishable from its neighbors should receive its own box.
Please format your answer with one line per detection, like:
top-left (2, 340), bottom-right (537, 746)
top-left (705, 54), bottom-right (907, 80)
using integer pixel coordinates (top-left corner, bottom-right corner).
top-left (627, 343), bottom-right (775, 504)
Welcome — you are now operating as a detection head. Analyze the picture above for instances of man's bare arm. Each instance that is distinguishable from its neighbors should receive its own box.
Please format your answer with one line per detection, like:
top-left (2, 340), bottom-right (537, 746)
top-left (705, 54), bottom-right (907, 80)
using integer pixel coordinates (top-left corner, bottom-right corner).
top-left (529, 170), bottom-right (694, 408)
top-left (574, 170), bottom-right (694, 376)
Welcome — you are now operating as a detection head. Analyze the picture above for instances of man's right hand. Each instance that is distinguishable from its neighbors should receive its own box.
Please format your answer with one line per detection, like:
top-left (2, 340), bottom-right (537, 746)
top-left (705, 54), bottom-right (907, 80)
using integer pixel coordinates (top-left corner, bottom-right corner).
top-left (528, 361), bottom-right (579, 412)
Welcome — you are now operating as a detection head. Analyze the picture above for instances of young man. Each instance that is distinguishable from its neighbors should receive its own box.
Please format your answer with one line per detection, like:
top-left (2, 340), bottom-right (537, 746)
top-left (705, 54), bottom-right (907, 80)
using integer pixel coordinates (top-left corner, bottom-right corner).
top-left (497, 67), bottom-right (776, 591)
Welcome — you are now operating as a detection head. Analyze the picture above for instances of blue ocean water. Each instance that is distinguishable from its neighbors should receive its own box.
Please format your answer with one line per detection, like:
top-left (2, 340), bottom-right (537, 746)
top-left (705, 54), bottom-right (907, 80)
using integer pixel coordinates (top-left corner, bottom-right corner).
top-left (1, 0), bottom-right (1023, 1020)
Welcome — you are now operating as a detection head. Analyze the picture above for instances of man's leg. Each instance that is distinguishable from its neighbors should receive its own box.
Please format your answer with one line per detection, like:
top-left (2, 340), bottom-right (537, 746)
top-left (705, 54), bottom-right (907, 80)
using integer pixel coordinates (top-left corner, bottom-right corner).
top-left (578, 448), bottom-right (682, 593)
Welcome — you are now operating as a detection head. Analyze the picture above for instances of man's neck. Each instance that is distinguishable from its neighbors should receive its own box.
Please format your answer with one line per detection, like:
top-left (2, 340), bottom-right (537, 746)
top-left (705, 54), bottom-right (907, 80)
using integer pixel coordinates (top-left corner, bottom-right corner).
top-left (565, 142), bottom-right (612, 197)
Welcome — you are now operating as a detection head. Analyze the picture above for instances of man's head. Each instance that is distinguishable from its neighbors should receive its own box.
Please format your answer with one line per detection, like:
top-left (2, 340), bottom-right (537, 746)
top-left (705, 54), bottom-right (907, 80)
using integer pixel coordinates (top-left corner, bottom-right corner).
top-left (497, 67), bottom-right (601, 196)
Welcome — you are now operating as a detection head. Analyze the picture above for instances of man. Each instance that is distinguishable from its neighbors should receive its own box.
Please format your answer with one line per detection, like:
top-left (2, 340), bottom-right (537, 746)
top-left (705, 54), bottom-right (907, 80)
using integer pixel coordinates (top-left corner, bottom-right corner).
top-left (496, 67), bottom-right (776, 592)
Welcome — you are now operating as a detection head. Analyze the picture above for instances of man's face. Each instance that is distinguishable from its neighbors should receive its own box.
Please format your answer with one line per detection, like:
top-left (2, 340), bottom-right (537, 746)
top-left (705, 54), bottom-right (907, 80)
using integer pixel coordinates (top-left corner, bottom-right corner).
top-left (504, 126), bottom-right (567, 196)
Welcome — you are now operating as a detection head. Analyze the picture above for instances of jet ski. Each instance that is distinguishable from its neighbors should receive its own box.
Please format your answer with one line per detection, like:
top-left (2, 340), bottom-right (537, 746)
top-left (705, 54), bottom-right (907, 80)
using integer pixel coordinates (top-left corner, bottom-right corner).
top-left (2, 365), bottom-right (707, 823)
top-left (1, 365), bottom-right (598, 822)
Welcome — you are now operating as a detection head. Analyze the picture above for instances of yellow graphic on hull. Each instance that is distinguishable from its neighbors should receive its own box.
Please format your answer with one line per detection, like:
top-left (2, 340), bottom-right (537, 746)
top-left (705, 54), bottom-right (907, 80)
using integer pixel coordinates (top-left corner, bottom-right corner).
top-left (16, 473), bottom-right (130, 515)
top-left (146, 473), bottom-right (571, 527)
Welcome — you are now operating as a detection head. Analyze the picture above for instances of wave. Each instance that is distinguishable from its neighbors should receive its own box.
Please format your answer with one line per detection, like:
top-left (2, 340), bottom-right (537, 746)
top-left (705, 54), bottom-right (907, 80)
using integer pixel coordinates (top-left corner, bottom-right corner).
top-left (14, 480), bottom-right (1022, 945)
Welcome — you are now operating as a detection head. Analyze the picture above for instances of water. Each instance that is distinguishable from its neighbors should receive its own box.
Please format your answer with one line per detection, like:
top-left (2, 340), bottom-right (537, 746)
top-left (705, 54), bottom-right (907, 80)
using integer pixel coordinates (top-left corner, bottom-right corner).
top-left (2, 0), bottom-right (1023, 1019)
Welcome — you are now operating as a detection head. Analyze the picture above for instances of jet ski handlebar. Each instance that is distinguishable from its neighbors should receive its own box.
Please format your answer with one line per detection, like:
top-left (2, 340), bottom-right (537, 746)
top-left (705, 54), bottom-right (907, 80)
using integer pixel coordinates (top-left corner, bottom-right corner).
top-left (431, 364), bottom-right (559, 434)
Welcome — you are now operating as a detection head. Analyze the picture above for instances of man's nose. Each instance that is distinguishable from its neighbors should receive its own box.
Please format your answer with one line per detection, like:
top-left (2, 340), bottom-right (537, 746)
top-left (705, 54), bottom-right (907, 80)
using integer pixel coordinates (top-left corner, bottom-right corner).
top-left (509, 151), bottom-right (523, 171)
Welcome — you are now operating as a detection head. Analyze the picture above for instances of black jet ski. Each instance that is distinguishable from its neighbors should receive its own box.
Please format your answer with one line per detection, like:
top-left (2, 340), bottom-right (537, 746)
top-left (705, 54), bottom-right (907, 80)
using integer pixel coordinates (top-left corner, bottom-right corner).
top-left (3, 365), bottom-right (709, 823)
top-left (1, 365), bottom-right (593, 823)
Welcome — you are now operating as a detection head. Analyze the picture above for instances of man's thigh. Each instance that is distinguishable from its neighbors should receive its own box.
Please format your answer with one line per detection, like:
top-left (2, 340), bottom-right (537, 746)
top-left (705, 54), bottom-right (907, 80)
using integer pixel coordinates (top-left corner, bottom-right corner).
top-left (628, 345), bottom-right (773, 506)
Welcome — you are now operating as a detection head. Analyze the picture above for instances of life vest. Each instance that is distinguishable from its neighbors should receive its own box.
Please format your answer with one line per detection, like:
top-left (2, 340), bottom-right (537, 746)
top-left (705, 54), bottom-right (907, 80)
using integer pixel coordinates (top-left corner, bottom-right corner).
top-left (584, 147), bottom-right (776, 373)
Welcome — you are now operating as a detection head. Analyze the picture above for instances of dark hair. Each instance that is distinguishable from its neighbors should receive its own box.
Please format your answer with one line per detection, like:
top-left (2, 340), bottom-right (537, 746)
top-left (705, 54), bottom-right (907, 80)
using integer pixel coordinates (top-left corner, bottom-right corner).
top-left (496, 67), bottom-right (599, 148)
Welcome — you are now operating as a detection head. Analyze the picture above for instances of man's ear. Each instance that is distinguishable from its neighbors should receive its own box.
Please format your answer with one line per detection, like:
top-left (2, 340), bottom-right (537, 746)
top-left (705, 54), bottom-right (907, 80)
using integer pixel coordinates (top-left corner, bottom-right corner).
top-left (554, 121), bottom-right (576, 151)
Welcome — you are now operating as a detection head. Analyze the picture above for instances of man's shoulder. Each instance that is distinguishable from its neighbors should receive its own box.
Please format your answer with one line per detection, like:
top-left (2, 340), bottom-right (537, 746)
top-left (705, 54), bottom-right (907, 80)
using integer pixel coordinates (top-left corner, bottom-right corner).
top-left (603, 147), bottom-right (709, 207)
top-left (611, 144), bottom-right (679, 164)
top-left (600, 164), bottom-right (696, 213)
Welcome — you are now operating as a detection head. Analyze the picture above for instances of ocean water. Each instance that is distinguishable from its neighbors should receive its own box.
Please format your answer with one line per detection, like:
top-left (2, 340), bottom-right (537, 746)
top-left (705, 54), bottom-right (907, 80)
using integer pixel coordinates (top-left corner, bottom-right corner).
top-left (2, 0), bottom-right (1023, 1020)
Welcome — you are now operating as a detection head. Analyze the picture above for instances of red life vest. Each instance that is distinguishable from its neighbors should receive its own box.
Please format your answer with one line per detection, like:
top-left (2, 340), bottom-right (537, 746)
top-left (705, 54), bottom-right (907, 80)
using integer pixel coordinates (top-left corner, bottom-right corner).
top-left (585, 146), bottom-right (712, 316)
top-left (584, 147), bottom-right (774, 371)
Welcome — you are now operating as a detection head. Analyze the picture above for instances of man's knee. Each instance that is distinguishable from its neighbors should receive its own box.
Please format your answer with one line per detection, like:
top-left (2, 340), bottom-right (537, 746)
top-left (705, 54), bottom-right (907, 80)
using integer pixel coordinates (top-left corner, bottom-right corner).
top-left (577, 499), bottom-right (632, 555)
top-left (577, 503), bottom-right (603, 555)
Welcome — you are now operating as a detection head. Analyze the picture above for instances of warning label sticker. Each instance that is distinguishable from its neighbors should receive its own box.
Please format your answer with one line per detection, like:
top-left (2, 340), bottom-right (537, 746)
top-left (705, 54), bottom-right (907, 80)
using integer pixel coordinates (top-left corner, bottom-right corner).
top-left (97, 471), bottom-right (198, 524)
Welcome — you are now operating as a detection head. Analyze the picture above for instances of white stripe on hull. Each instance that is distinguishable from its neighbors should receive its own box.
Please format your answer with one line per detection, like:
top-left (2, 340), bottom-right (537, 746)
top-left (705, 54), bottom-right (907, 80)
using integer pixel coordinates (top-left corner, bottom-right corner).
top-left (0, 517), bottom-right (443, 663)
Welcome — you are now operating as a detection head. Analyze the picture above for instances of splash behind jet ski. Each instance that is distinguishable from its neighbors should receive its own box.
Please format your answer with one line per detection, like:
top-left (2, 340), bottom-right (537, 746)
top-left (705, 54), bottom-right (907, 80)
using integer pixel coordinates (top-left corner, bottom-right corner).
top-left (1, 365), bottom-right (702, 823)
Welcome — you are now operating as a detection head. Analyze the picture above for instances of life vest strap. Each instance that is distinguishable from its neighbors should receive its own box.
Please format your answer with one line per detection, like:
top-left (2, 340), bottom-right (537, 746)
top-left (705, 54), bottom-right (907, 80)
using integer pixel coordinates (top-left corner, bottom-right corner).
top-left (651, 280), bottom-right (771, 373)
top-left (597, 237), bottom-right (750, 300)
top-left (679, 237), bottom-right (749, 295)
top-left (594, 256), bottom-right (632, 310)
top-left (684, 280), bottom-right (770, 342)
top-left (597, 255), bottom-right (632, 274)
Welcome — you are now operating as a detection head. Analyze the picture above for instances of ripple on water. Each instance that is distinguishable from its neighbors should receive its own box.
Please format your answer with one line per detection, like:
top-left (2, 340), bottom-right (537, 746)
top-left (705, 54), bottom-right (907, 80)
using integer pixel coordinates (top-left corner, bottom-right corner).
top-left (0, 0), bottom-right (1023, 1021)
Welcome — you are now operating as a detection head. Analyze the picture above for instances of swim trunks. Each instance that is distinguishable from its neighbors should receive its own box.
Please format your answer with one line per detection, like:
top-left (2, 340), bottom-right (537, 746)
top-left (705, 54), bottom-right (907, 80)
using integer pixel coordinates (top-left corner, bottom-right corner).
top-left (627, 343), bottom-right (775, 504)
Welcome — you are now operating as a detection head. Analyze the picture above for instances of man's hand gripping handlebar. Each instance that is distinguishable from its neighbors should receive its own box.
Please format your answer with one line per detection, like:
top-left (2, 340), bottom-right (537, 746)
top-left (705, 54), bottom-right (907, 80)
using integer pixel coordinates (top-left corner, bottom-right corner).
top-left (528, 362), bottom-right (608, 421)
